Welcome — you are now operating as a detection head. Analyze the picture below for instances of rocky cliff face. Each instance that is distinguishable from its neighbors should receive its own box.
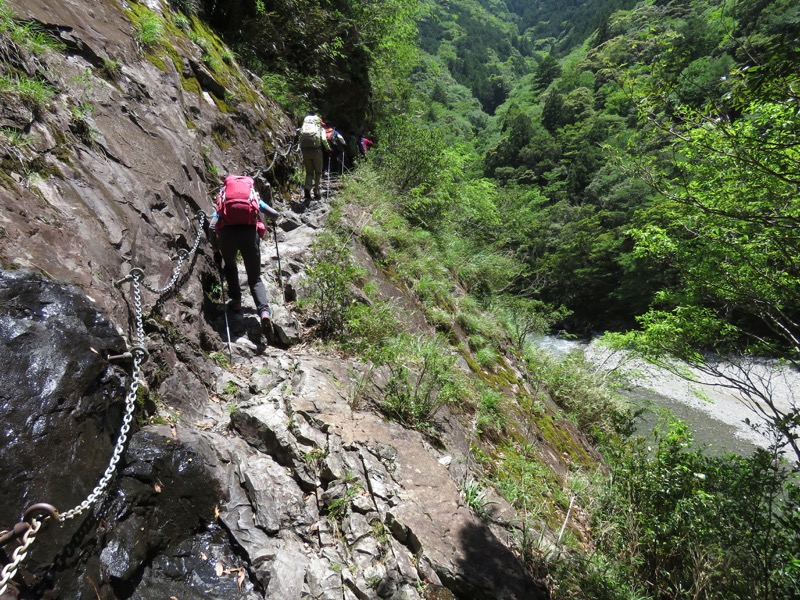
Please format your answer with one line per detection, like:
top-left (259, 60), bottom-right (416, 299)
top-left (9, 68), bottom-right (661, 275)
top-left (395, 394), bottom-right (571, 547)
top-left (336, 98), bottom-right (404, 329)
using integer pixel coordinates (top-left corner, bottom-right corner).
top-left (0, 1), bottom-right (552, 598)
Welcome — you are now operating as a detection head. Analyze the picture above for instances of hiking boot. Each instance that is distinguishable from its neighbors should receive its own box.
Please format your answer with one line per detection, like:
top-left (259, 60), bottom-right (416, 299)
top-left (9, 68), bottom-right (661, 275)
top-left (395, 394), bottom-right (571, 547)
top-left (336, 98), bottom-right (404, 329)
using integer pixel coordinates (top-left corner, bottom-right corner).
top-left (260, 309), bottom-right (273, 338)
top-left (303, 188), bottom-right (312, 204)
top-left (228, 300), bottom-right (242, 312)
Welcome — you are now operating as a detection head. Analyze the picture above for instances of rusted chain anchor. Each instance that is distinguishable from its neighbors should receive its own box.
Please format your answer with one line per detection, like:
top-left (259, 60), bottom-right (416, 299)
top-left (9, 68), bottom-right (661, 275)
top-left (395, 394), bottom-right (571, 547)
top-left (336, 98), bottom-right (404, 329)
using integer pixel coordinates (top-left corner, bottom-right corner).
top-left (0, 503), bottom-right (59, 594)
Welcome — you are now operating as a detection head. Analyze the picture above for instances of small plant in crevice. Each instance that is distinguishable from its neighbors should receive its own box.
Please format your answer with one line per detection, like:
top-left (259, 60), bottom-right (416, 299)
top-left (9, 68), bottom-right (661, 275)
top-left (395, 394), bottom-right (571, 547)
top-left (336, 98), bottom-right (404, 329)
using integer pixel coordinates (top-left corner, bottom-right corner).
top-left (208, 351), bottom-right (229, 369)
top-left (0, 2), bottom-right (64, 54)
top-left (200, 146), bottom-right (219, 178)
top-left (326, 480), bottom-right (361, 523)
top-left (1, 127), bottom-right (32, 167)
top-left (303, 446), bottom-right (327, 469)
top-left (100, 57), bottom-right (121, 80)
top-left (0, 73), bottom-right (55, 110)
top-left (222, 380), bottom-right (240, 395)
top-left (370, 519), bottom-right (389, 543)
top-left (68, 98), bottom-right (98, 146)
top-left (133, 9), bottom-right (163, 50)
top-left (462, 477), bottom-right (492, 520)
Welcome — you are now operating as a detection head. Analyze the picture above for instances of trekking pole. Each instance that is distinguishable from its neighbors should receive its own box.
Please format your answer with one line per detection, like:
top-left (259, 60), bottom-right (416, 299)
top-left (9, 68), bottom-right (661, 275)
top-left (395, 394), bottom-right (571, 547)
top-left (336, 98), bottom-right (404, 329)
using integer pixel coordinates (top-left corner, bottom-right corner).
top-left (326, 155), bottom-right (331, 201)
top-left (217, 263), bottom-right (233, 363)
top-left (272, 223), bottom-right (284, 300)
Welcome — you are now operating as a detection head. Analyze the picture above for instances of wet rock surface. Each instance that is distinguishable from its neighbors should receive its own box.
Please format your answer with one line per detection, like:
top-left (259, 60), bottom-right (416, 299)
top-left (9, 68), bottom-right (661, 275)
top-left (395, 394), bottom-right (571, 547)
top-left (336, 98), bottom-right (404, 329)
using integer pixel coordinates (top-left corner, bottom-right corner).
top-left (0, 1), bottom-right (548, 598)
top-left (0, 270), bottom-right (128, 526)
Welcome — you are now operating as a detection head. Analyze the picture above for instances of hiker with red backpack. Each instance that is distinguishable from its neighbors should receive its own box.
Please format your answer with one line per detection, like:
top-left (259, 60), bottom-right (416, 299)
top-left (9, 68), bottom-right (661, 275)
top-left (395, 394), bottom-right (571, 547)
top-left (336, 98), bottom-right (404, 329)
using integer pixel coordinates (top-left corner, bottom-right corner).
top-left (357, 134), bottom-right (374, 157)
top-left (323, 123), bottom-right (346, 175)
top-left (209, 174), bottom-right (279, 337)
top-left (298, 114), bottom-right (330, 205)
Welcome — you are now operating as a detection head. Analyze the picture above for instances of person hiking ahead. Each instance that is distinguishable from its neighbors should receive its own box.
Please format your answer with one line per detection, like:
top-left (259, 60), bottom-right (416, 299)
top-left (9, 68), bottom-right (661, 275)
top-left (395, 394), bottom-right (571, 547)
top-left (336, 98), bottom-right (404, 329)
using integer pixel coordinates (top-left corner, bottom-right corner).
top-left (209, 174), bottom-right (279, 336)
top-left (323, 122), bottom-right (346, 174)
top-left (298, 114), bottom-right (329, 205)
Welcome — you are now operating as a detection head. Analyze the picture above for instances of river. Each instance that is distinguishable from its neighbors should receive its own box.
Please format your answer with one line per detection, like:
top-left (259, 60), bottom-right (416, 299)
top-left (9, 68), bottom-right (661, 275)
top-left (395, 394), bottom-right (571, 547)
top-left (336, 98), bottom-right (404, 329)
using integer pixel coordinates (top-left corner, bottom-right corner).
top-left (532, 336), bottom-right (800, 457)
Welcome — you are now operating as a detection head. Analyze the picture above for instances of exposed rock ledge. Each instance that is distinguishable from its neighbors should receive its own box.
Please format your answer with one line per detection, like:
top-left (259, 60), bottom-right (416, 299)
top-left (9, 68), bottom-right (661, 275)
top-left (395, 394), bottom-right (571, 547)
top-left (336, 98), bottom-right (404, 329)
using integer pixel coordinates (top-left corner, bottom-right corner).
top-left (1, 195), bottom-right (544, 599)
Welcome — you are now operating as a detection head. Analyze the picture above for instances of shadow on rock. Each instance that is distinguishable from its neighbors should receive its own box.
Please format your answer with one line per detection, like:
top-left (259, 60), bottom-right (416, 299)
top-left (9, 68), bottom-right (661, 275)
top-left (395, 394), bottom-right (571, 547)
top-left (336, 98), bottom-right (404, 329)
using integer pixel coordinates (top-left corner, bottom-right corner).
top-left (453, 519), bottom-right (549, 599)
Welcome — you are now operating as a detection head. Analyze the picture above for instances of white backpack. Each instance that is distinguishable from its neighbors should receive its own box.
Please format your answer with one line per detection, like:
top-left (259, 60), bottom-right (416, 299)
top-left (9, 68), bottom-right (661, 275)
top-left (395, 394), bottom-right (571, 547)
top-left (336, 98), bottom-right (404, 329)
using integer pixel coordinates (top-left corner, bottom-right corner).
top-left (299, 115), bottom-right (322, 148)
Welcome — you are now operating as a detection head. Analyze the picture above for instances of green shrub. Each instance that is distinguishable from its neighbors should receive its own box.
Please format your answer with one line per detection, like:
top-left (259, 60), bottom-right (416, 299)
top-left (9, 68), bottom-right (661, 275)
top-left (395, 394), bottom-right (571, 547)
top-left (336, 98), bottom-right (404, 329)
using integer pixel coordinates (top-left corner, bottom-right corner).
top-left (475, 388), bottom-right (506, 437)
top-left (380, 334), bottom-right (459, 431)
top-left (498, 296), bottom-right (570, 352)
top-left (304, 230), bottom-right (363, 337)
top-left (373, 116), bottom-right (449, 201)
top-left (595, 416), bottom-right (800, 599)
top-left (413, 274), bottom-right (455, 312)
top-left (531, 348), bottom-right (631, 442)
top-left (343, 301), bottom-right (402, 356)
top-left (492, 443), bottom-right (556, 515)
top-left (475, 346), bottom-right (500, 369)
top-left (457, 296), bottom-right (502, 339)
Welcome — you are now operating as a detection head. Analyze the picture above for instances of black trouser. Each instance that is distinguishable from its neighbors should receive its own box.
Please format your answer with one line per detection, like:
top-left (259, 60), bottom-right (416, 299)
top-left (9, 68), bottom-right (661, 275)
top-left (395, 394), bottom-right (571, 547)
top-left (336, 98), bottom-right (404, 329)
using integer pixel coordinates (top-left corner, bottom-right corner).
top-left (218, 224), bottom-right (268, 313)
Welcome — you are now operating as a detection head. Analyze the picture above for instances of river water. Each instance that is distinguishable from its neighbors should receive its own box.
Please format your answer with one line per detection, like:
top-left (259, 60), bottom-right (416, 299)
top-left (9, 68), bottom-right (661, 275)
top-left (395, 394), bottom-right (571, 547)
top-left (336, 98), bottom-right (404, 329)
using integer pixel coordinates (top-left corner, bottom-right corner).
top-left (532, 336), bottom-right (800, 457)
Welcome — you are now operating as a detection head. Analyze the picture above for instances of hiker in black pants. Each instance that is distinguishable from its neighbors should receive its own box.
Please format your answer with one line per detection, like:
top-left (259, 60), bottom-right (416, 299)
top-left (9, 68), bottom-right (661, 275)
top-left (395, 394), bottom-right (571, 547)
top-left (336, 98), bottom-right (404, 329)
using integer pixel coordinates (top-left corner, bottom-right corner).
top-left (209, 175), bottom-right (279, 335)
top-left (323, 122), bottom-right (346, 175)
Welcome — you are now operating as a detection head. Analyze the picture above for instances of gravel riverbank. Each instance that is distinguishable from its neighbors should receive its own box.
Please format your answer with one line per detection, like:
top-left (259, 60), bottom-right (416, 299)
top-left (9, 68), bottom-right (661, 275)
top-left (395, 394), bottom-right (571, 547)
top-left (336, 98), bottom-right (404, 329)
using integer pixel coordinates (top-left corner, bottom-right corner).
top-left (583, 340), bottom-right (799, 453)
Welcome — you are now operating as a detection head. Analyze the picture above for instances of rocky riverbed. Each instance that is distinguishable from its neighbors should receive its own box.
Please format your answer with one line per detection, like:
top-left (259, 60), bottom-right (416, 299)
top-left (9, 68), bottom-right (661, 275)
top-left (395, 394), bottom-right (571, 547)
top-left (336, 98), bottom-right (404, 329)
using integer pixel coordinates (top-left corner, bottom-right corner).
top-left (536, 335), bottom-right (799, 455)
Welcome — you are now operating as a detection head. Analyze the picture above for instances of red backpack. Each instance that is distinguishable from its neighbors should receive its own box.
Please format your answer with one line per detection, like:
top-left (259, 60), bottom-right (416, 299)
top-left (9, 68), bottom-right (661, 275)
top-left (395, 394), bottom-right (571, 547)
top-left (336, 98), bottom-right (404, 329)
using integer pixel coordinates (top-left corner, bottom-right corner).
top-left (214, 175), bottom-right (259, 232)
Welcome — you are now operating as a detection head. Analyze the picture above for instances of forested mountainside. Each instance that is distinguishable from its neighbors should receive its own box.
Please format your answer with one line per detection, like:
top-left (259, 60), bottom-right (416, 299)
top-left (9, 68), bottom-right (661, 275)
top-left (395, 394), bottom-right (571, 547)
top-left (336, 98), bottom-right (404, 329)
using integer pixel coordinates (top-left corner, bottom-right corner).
top-left (1, 0), bottom-right (799, 599)
top-left (418, 0), bottom-right (638, 113)
top-left (413, 0), bottom-right (800, 334)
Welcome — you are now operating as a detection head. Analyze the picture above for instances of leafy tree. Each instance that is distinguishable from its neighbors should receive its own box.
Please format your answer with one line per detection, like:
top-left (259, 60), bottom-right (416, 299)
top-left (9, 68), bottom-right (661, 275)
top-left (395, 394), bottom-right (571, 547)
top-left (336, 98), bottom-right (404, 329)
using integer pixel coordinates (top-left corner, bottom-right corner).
top-left (617, 58), bottom-right (800, 462)
top-left (533, 53), bottom-right (560, 90)
top-left (541, 89), bottom-right (565, 133)
top-left (196, 0), bottom-right (420, 125)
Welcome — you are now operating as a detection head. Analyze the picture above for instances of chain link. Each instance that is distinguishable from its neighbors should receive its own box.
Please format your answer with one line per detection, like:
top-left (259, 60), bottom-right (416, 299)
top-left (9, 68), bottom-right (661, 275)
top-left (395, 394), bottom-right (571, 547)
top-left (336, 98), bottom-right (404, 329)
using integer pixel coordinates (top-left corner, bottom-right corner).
top-left (60, 211), bottom-right (204, 521)
top-left (59, 275), bottom-right (144, 522)
top-left (140, 212), bottom-right (205, 295)
top-left (0, 519), bottom-right (42, 595)
top-left (259, 140), bottom-right (298, 177)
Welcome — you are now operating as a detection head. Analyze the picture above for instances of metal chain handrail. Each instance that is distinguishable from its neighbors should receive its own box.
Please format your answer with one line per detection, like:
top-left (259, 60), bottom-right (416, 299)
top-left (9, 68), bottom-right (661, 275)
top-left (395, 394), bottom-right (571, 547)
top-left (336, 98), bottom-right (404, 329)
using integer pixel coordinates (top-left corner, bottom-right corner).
top-left (0, 519), bottom-right (43, 595)
top-left (139, 212), bottom-right (206, 295)
top-left (255, 139), bottom-right (298, 178)
top-left (63, 210), bottom-right (206, 519)
top-left (0, 210), bottom-right (207, 594)
top-left (209, 141), bottom-right (300, 195)
top-left (58, 273), bottom-right (144, 522)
